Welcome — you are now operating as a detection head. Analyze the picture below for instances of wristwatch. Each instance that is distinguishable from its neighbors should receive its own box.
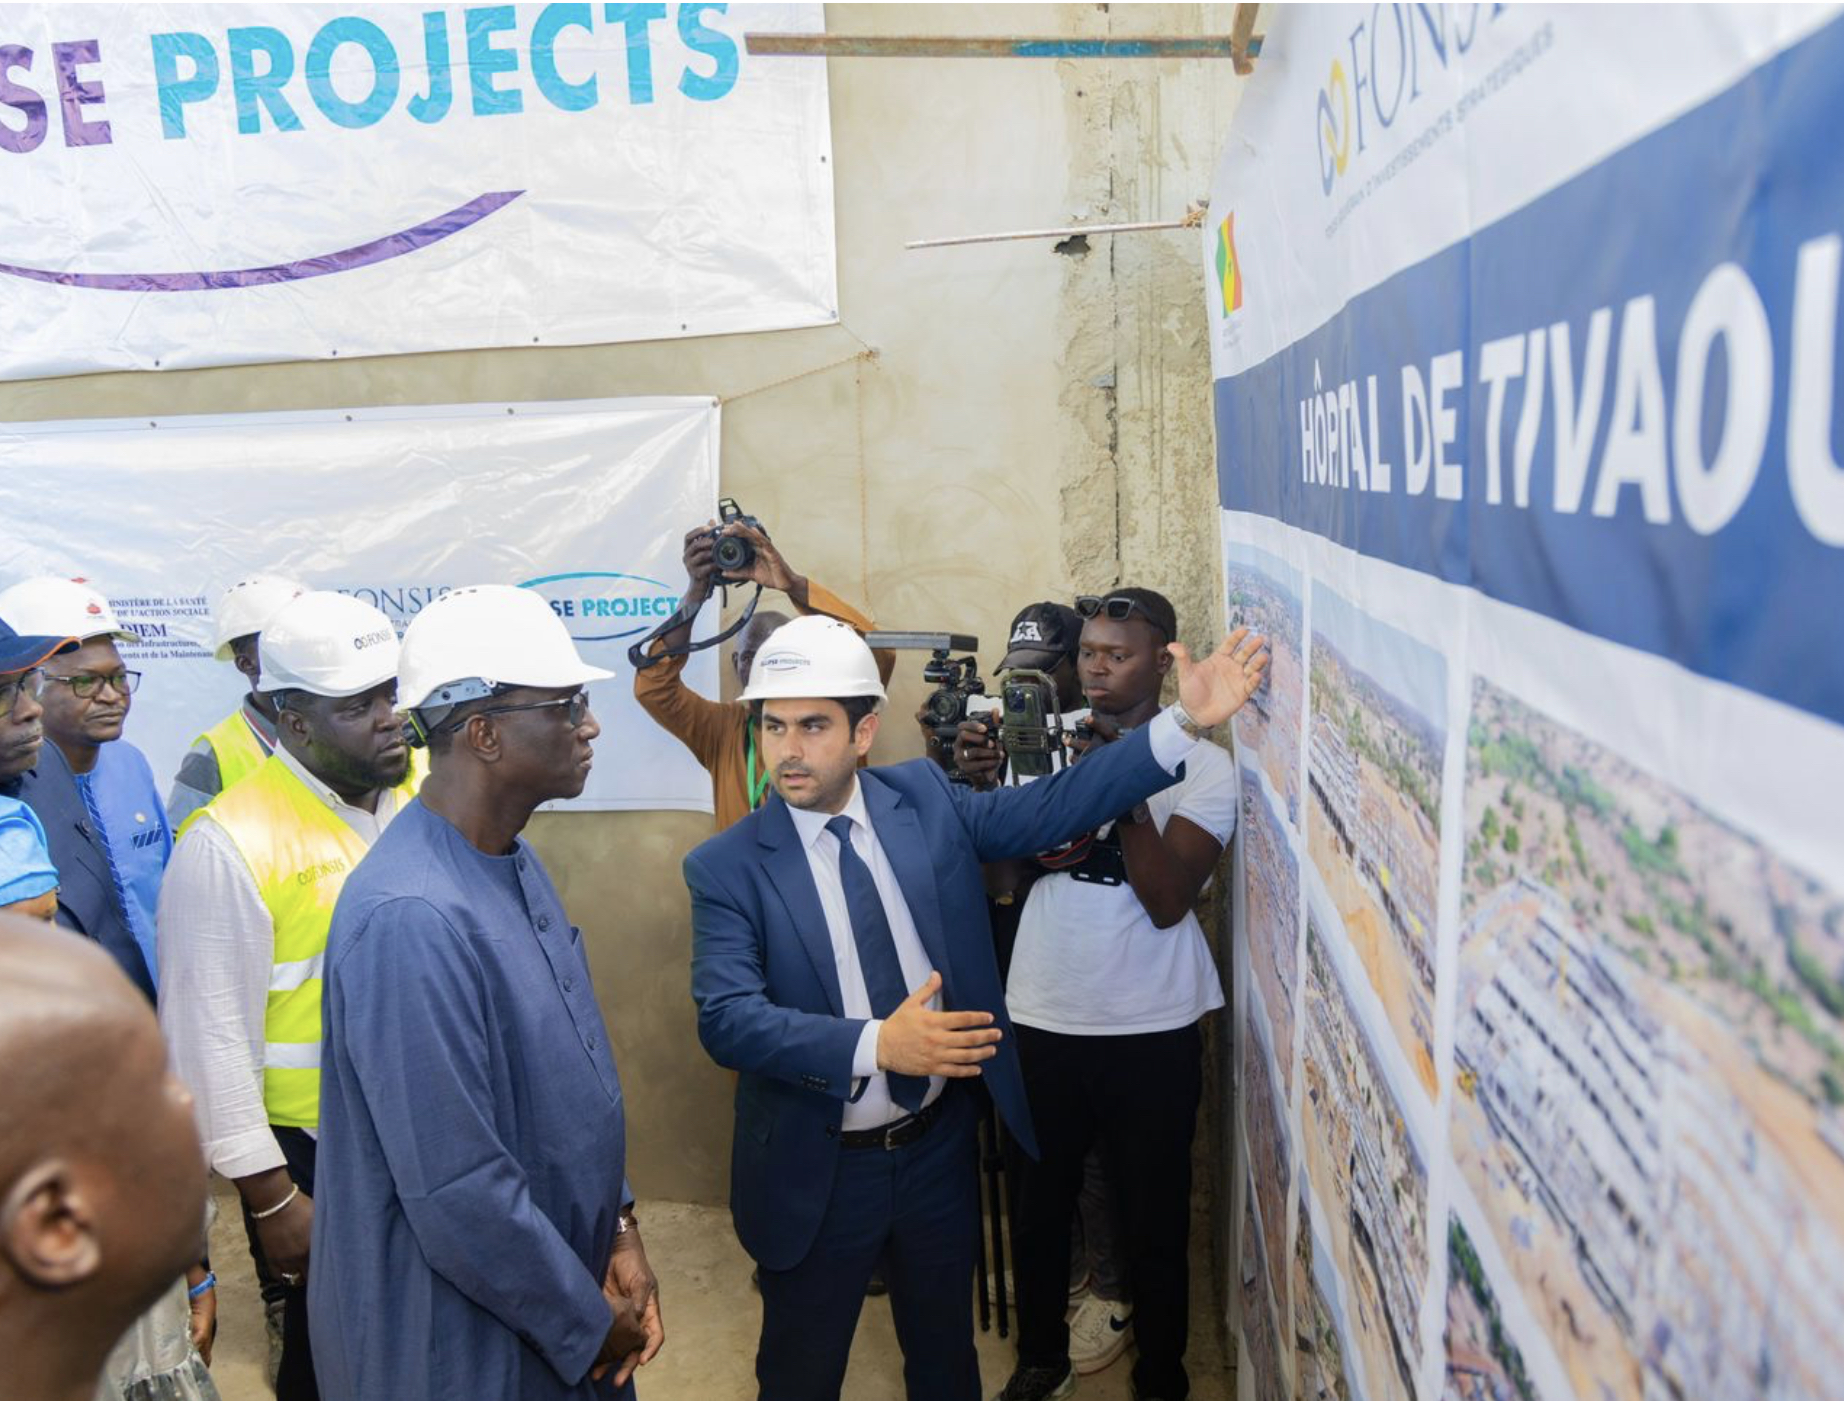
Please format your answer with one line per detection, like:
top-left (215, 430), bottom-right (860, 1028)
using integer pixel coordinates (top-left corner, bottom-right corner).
top-left (1167, 699), bottom-right (1217, 741)
top-left (614, 1207), bottom-right (640, 1235)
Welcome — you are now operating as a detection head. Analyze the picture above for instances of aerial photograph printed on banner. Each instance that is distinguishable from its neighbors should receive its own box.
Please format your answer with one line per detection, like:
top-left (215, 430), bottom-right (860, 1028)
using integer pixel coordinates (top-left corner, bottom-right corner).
top-left (1240, 1162), bottom-right (1289, 1401)
top-left (1442, 1214), bottom-right (1537, 1401)
top-left (1243, 769), bottom-right (1302, 1097)
top-left (1301, 917), bottom-right (1429, 1401)
top-left (1306, 583), bottom-right (1445, 1098)
top-left (1241, 1000), bottom-right (1293, 1321)
top-left (1452, 676), bottom-right (1844, 1401)
top-left (1294, 1181), bottom-right (1364, 1401)
top-left (1225, 541), bottom-right (1306, 828)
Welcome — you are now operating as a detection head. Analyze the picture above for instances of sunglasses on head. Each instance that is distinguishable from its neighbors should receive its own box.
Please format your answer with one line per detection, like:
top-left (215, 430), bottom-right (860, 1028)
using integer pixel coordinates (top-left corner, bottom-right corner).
top-left (1075, 595), bottom-right (1168, 638)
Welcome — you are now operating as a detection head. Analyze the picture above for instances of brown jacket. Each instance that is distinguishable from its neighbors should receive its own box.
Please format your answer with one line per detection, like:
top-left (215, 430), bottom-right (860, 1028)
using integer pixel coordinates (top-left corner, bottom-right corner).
top-left (633, 581), bottom-right (897, 831)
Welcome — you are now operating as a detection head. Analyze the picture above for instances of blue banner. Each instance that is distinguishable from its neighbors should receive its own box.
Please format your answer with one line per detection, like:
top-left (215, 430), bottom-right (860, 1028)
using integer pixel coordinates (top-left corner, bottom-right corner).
top-left (1215, 14), bottom-right (1844, 725)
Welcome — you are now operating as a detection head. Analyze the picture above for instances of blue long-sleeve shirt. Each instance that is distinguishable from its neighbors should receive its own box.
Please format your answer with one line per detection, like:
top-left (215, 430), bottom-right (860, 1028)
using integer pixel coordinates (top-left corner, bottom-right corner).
top-left (309, 799), bottom-right (634, 1401)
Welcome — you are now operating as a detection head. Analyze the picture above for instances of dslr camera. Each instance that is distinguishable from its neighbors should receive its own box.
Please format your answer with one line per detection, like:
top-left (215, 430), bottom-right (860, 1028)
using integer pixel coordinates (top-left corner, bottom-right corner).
top-left (707, 497), bottom-right (768, 575)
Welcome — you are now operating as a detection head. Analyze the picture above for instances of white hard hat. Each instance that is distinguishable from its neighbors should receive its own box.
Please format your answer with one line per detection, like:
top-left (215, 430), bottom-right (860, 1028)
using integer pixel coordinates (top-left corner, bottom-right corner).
top-left (0, 576), bottom-right (139, 645)
top-left (212, 574), bottom-right (307, 661)
top-left (397, 585), bottom-right (613, 714)
top-left (741, 616), bottom-right (886, 703)
top-left (257, 591), bottom-right (400, 698)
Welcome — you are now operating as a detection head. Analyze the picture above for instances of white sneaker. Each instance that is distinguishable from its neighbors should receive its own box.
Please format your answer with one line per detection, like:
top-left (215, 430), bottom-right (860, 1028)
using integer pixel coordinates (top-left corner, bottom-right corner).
top-left (1066, 1292), bottom-right (1134, 1375)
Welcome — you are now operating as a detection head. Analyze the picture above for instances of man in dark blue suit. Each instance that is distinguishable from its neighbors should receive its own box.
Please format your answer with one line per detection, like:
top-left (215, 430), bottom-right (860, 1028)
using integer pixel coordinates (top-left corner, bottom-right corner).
top-left (686, 616), bottom-right (1267, 1401)
top-left (0, 615), bottom-right (155, 1002)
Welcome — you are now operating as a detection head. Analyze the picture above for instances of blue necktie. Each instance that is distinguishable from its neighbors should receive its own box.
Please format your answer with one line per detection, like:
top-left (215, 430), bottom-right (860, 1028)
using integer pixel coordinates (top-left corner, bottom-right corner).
top-left (827, 815), bottom-right (927, 1113)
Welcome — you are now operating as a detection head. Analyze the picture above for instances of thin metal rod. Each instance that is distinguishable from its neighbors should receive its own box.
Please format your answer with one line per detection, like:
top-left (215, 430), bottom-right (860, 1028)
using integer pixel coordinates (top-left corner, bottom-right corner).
top-left (743, 33), bottom-right (1263, 60)
top-left (1231, 3), bottom-right (1261, 75)
top-left (907, 214), bottom-right (1204, 251)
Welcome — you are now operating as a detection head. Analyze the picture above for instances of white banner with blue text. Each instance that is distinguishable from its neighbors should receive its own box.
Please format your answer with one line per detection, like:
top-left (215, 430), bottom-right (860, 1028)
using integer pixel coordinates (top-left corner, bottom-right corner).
top-left (1208, 7), bottom-right (1844, 1401)
top-left (0, 397), bottom-right (722, 813)
top-left (0, 3), bottom-right (836, 379)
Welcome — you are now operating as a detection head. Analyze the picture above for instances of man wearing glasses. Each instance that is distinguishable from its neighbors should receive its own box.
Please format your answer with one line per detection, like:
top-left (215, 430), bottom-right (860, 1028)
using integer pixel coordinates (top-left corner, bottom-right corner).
top-left (0, 577), bottom-right (163, 1002)
top-left (311, 585), bottom-right (662, 1401)
top-left (158, 589), bottom-right (419, 1401)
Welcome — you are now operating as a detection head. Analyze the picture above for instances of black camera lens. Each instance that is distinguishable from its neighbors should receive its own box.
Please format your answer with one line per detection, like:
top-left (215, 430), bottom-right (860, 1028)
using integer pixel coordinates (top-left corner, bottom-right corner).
top-left (923, 690), bottom-right (961, 725)
top-left (713, 533), bottom-right (756, 573)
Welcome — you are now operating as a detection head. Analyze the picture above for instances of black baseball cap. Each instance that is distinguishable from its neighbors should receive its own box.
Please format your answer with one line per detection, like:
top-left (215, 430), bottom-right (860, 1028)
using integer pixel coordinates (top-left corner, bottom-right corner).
top-left (999, 602), bottom-right (1084, 672)
top-left (0, 616), bottom-right (75, 675)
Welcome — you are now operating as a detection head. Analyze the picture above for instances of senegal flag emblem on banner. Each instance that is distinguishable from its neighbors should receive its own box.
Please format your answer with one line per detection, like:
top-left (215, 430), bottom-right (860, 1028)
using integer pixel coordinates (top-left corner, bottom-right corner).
top-left (1215, 213), bottom-right (1243, 315)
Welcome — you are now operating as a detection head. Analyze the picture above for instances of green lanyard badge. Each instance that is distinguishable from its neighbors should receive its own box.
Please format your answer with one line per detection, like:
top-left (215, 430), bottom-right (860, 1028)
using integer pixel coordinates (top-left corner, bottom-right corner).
top-left (745, 725), bottom-right (771, 810)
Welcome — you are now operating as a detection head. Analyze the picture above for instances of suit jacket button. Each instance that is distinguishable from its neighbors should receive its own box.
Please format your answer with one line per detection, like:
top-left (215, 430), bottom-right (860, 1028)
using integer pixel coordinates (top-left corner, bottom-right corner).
top-left (825, 1125), bottom-right (837, 1138)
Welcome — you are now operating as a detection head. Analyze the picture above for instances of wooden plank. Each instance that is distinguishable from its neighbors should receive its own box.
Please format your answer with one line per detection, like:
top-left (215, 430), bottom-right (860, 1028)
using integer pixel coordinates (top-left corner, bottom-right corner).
top-left (742, 32), bottom-right (1264, 60)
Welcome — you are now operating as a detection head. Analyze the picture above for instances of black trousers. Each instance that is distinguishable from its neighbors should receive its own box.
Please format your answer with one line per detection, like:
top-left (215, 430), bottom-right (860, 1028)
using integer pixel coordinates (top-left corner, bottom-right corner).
top-left (241, 1125), bottom-right (320, 1401)
top-left (1011, 1022), bottom-right (1203, 1400)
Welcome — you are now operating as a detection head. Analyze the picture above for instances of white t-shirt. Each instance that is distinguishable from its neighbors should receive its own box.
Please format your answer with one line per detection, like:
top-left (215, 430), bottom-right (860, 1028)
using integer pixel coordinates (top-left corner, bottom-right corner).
top-left (1006, 741), bottom-right (1236, 1035)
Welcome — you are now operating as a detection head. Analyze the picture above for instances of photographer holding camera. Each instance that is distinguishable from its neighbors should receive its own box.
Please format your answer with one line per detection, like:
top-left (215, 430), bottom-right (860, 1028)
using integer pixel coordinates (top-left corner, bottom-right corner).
top-left (926, 603), bottom-right (1084, 797)
top-left (634, 517), bottom-right (895, 832)
top-left (992, 588), bottom-right (1235, 1401)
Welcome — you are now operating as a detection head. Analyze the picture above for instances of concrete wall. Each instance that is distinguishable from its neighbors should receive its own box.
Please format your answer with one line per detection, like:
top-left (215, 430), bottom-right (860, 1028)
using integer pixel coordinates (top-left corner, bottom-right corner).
top-left (0, 4), bottom-right (1246, 1211)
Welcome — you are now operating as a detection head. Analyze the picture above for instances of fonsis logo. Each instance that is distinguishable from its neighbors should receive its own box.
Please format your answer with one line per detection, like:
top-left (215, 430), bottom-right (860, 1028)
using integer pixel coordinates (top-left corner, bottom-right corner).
top-left (1315, 3), bottom-right (1508, 197)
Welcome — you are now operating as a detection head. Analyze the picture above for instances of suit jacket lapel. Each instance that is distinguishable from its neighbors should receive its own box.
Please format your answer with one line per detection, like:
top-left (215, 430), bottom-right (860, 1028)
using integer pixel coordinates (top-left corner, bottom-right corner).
top-left (756, 798), bottom-right (848, 1018)
top-left (861, 776), bottom-right (956, 1002)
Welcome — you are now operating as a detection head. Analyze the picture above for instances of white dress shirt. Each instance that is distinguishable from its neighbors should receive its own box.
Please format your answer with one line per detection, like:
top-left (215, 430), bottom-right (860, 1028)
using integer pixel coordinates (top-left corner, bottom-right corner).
top-left (157, 745), bottom-right (407, 1178)
top-left (786, 780), bottom-right (946, 1131)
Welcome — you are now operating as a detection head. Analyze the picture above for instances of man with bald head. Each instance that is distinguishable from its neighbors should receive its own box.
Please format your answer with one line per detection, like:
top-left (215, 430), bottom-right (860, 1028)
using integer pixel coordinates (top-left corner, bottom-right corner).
top-left (0, 914), bottom-right (207, 1401)
top-left (635, 519), bottom-right (894, 832)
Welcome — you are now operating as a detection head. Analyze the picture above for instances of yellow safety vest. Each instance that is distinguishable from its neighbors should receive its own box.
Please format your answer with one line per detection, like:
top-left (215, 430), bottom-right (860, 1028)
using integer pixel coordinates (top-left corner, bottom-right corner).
top-left (194, 750), bottom-right (424, 1128)
top-left (195, 708), bottom-right (272, 793)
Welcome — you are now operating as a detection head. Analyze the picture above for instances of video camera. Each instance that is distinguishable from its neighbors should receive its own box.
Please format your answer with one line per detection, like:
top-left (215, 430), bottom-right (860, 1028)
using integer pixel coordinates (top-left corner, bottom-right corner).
top-left (865, 632), bottom-right (986, 783)
top-left (995, 669), bottom-right (1066, 779)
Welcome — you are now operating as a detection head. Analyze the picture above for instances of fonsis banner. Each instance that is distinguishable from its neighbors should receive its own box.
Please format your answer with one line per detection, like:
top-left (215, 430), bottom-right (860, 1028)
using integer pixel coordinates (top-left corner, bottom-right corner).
top-left (0, 398), bottom-right (722, 813)
top-left (0, 4), bottom-right (837, 379)
top-left (1208, 8), bottom-right (1844, 1401)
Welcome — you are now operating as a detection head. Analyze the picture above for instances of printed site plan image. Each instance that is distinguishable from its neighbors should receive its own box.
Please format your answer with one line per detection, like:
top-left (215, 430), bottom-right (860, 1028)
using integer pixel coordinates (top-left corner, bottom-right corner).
top-left (1305, 584), bottom-right (1445, 1099)
top-left (1226, 542), bottom-right (1306, 828)
top-left (1243, 770), bottom-right (1302, 1099)
top-left (1300, 918), bottom-right (1429, 1401)
top-left (1450, 677), bottom-right (1844, 1401)
top-left (1442, 1214), bottom-right (1535, 1401)
top-left (1242, 1159), bottom-right (1289, 1401)
top-left (1294, 1182), bottom-right (1360, 1401)
top-left (1241, 1000), bottom-right (1294, 1326)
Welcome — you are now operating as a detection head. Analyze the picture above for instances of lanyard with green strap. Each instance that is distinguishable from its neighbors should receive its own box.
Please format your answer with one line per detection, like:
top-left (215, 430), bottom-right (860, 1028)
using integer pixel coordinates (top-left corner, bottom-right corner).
top-left (745, 725), bottom-right (771, 810)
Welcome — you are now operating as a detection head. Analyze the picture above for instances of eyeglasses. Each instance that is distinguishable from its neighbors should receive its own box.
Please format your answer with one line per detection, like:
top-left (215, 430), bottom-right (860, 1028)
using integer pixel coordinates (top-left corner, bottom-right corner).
top-left (45, 669), bottom-right (141, 699)
top-left (469, 691), bottom-right (591, 729)
top-left (1074, 595), bottom-right (1169, 638)
top-left (0, 668), bottom-right (45, 719)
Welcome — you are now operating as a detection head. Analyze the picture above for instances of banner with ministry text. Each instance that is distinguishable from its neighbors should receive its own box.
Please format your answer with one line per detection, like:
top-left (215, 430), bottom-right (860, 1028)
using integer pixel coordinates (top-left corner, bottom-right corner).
top-left (1209, 8), bottom-right (1844, 1401)
top-left (0, 4), bottom-right (836, 379)
top-left (0, 398), bottom-right (722, 813)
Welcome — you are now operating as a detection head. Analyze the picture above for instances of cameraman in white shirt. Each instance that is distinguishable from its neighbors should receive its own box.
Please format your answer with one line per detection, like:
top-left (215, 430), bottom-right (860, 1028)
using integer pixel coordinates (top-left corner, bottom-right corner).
top-left (991, 589), bottom-right (1234, 1401)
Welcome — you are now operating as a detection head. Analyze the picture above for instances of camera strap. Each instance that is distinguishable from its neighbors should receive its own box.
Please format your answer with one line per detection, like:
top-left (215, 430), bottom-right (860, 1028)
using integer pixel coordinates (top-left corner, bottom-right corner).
top-left (626, 583), bottom-right (763, 671)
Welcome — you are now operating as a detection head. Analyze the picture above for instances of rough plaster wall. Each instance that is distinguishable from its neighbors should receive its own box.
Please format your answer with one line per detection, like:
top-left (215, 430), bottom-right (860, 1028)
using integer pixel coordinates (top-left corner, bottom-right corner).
top-left (0, 6), bottom-right (1249, 1238)
top-left (1051, 4), bottom-right (1249, 1360)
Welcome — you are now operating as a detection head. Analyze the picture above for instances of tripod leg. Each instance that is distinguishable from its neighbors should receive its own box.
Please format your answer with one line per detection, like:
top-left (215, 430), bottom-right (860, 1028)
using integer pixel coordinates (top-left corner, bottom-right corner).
top-left (983, 1099), bottom-right (1010, 1338)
